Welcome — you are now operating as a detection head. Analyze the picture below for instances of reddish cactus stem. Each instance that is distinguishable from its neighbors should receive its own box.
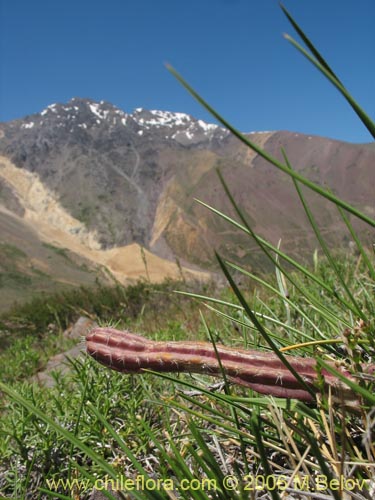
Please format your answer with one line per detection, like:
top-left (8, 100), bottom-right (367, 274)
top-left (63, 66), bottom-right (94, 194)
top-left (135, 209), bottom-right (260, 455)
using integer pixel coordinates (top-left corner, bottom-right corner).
top-left (86, 327), bottom-right (373, 403)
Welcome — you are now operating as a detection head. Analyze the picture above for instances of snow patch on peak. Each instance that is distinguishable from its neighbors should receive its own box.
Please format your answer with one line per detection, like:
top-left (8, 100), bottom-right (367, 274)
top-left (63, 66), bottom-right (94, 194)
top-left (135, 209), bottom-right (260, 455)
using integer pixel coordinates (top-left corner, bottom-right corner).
top-left (35, 100), bottom-right (229, 142)
top-left (130, 107), bottom-right (230, 143)
top-left (36, 99), bottom-right (131, 132)
top-left (132, 108), bottom-right (192, 129)
top-left (89, 103), bottom-right (109, 120)
top-left (21, 122), bottom-right (35, 129)
top-left (40, 104), bottom-right (58, 116)
top-left (247, 130), bottom-right (273, 135)
top-left (149, 110), bottom-right (191, 126)
top-left (197, 120), bottom-right (217, 132)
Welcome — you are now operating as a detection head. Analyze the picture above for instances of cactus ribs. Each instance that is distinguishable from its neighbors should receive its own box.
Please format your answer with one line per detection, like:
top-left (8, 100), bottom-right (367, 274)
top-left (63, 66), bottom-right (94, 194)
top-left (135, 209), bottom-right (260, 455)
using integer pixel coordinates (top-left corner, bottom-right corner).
top-left (86, 327), bottom-right (374, 404)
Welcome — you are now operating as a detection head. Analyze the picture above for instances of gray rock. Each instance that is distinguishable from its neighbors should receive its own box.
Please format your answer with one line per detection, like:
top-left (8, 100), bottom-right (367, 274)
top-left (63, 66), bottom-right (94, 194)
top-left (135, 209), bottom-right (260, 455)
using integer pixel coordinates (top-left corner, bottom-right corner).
top-left (32, 316), bottom-right (97, 387)
top-left (64, 315), bottom-right (97, 340)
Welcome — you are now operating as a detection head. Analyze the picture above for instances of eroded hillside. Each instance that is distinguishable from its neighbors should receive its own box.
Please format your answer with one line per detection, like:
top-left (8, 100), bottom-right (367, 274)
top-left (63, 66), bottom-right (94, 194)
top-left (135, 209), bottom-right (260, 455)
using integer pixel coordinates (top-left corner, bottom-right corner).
top-left (0, 99), bottom-right (374, 308)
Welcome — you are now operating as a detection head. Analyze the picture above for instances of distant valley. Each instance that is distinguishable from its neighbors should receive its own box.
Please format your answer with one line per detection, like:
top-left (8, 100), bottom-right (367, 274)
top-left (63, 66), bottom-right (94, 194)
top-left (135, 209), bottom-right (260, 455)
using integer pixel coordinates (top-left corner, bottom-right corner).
top-left (0, 98), bottom-right (374, 311)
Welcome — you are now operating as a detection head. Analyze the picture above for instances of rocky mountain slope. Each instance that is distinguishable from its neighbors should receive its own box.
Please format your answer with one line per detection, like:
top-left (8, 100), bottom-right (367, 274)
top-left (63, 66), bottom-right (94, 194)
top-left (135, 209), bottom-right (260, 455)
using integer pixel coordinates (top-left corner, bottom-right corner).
top-left (0, 98), bottom-right (374, 308)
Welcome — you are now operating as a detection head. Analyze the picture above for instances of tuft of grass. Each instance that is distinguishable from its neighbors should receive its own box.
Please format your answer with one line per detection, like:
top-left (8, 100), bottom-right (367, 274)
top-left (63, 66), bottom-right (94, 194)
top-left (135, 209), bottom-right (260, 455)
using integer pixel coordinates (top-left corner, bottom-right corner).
top-left (0, 243), bottom-right (28, 260)
top-left (0, 279), bottom-right (214, 383)
top-left (0, 268), bottom-right (374, 498)
top-left (42, 243), bottom-right (72, 261)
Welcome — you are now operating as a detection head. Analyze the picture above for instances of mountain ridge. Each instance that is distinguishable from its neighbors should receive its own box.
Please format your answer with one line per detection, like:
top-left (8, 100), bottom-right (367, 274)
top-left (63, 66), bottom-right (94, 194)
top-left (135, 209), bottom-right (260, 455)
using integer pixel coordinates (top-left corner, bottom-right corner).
top-left (0, 98), bottom-right (374, 308)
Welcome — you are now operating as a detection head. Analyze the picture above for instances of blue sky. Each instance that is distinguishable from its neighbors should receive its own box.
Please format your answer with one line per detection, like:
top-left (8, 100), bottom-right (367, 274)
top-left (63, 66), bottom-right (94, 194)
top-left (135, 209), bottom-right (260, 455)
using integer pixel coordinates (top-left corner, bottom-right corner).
top-left (1, 0), bottom-right (374, 142)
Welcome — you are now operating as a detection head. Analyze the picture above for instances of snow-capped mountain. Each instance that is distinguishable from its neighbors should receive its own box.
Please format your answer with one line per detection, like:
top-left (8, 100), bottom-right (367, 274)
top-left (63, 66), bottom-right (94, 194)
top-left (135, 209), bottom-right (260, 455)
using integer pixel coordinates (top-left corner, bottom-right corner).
top-left (0, 98), bottom-right (234, 253)
top-left (0, 97), bottom-right (374, 289)
top-left (130, 107), bottom-right (229, 143)
top-left (16, 98), bottom-right (229, 145)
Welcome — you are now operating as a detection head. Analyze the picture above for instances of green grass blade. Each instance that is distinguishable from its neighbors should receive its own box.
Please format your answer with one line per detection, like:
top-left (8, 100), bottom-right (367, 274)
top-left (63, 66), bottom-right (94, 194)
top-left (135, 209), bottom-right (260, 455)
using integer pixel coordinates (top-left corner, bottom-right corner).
top-left (214, 169), bottom-right (356, 328)
top-left (215, 252), bottom-right (316, 399)
top-left (176, 288), bottom-right (339, 347)
top-left (177, 392), bottom-right (239, 423)
top-left (86, 402), bottom-right (166, 500)
top-left (337, 205), bottom-right (375, 281)
top-left (200, 313), bottom-right (250, 475)
top-left (195, 197), bottom-right (357, 301)
top-left (201, 311), bottom-right (235, 395)
top-left (149, 396), bottom-right (273, 454)
top-left (186, 421), bottom-right (236, 500)
top-left (0, 381), bottom-right (118, 480)
top-left (37, 490), bottom-right (73, 500)
top-left (282, 148), bottom-right (366, 320)
top-left (175, 290), bottom-right (242, 310)
top-left (202, 301), bottom-right (313, 348)
top-left (317, 359), bottom-right (375, 405)
top-left (162, 421), bottom-right (208, 500)
top-left (67, 359), bottom-right (90, 484)
top-left (274, 242), bottom-right (291, 326)
top-left (250, 415), bottom-right (281, 500)
top-left (137, 418), bottom-right (201, 500)
top-left (279, 3), bottom-right (342, 83)
top-left (282, 32), bottom-right (375, 139)
top-left (196, 183), bottom-right (364, 323)
top-left (66, 462), bottom-right (122, 500)
top-left (226, 257), bottom-right (350, 334)
top-left (280, 4), bottom-right (375, 138)
top-left (301, 431), bottom-right (342, 500)
top-left (145, 370), bottom-right (252, 416)
top-left (166, 64), bottom-right (375, 224)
